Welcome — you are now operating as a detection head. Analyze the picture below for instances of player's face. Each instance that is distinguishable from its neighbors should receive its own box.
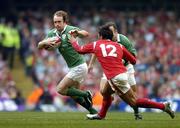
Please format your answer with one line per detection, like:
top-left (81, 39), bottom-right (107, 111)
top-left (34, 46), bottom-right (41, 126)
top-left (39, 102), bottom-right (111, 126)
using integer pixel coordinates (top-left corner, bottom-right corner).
top-left (109, 26), bottom-right (118, 41)
top-left (53, 15), bottom-right (66, 32)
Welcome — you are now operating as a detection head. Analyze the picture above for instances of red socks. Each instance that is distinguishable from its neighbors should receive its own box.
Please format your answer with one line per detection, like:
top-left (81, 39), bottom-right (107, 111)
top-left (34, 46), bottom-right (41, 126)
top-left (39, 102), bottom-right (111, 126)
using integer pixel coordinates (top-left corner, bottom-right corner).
top-left (98, 97), bottom-right (165, 118)
top-left (98, 96), bottom-right (113, 118)
top-left (136, 98), bottom-right (165, 110)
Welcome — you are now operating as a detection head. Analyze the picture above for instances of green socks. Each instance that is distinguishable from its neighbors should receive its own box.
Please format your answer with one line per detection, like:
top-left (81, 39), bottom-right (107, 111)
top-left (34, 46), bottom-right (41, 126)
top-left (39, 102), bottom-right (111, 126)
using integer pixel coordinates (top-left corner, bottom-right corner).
top-left (72, 96), bottom-right (97, 114)
top-left (67, 87), bottom-right (88, 97)
top-left (67, 87), bottom-right (97, 114)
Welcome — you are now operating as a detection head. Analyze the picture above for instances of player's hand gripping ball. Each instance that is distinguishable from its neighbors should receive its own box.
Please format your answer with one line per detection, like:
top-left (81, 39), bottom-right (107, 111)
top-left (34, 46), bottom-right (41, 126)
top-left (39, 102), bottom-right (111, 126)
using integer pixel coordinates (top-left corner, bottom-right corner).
top-left (44, 37), bottom-right (61, 50)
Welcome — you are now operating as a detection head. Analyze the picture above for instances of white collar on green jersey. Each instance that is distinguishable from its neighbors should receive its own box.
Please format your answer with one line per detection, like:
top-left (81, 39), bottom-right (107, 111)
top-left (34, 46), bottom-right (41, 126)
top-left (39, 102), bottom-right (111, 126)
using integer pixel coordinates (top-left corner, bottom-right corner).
top-left (117, 33), bottom-right (120, 42)
top-left (61, 25), bottom-right (67, 34)
top-left (53, 29), bottom-right (60, 38)
top-left (54, 25), bottom-right (68, 34)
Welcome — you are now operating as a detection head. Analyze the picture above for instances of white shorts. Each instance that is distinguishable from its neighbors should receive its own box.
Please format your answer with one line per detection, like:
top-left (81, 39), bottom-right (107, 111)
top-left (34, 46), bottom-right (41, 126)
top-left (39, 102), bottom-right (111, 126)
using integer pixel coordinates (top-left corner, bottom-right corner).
top-left (101, 64), bottom-right (136, 86)
top-left (126, 64), bottom-right (136, 86)
top-left (66, 63), bottom-right (88, 83)
top-left (108, 72), bottom-right (130, 94)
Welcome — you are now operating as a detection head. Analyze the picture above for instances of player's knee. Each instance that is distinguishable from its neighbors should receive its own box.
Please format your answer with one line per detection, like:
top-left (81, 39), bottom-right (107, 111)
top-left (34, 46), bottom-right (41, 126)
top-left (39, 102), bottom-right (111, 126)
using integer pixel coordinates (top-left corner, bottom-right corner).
top-left (56, 86), bottom-right (66, 95)
top-left (100, 89), bottom-right (105, 96)
top-left (100, 86), bottom-right (108, 96)
top-left (100, 89), bottom-right (111, 98)
top-left (131, 85), bottom-right (137, 93)
top-left (100, 89), bottom-right (107, 97)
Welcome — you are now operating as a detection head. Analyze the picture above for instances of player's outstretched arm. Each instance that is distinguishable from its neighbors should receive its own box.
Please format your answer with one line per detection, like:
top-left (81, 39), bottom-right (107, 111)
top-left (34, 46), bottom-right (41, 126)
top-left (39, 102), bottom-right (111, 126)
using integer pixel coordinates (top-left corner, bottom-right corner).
top-left (68, 35), bottom-right (94, 54)
top-left (77, 30), bottom-right (89, 37)
top-left (69, 30), bottom-right (89, 38)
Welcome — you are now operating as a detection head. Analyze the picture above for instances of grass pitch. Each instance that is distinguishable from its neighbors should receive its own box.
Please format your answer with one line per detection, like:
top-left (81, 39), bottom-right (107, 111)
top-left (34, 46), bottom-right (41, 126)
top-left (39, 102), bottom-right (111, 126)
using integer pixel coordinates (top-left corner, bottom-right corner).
top-left (0, 112), bottom-right (179, 128)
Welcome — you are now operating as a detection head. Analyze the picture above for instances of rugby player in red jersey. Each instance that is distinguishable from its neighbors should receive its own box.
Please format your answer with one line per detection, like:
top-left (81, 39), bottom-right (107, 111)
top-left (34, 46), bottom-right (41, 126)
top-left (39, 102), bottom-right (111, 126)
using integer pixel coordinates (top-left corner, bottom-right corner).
top-left (69, 24), bottom-right (175, 119)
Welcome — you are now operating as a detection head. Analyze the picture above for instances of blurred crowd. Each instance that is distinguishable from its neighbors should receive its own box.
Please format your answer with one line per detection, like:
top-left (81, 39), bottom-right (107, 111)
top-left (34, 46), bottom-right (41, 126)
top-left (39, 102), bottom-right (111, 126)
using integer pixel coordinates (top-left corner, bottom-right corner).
top-left (0, 9), bottom-right (179, 111)
top-left (0, 52), bottom-right (24, 111)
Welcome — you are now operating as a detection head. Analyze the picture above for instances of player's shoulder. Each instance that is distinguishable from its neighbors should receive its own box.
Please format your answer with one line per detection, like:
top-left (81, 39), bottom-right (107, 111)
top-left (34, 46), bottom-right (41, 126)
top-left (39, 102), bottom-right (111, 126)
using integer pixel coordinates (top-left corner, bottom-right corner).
top-left (117, 34), bottom-right (131, 44)
top-left (95, 39), bottom-right (110, 44)
top-left (119, 34), bottom-right (130, 41)
top-left (96, 39), bottom-right (103, 43)
top-left (48, 28), bottom-right (56, 33)
top-left (47, 28), bottom-right (57, 35)
top-left (66, 25), bottom-right (80, 31)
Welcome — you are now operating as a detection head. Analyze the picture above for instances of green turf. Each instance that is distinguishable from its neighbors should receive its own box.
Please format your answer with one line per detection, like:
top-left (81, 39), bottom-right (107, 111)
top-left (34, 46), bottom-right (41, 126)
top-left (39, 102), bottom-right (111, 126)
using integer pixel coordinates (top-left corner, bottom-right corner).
top-left (0, 112), bottom-right (179, 128)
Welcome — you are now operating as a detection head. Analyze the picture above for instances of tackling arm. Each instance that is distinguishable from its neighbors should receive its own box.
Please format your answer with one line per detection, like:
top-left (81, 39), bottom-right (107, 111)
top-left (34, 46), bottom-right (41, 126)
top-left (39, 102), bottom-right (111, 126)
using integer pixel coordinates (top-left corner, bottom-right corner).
top-left (77, 30), bottom-right (89, 38)
top-left (69, 35), bottom-right (94, 54)
top-left (69, 30), bottom-right (89, 38)
top-left (71, 41), bottom-right (94, 54)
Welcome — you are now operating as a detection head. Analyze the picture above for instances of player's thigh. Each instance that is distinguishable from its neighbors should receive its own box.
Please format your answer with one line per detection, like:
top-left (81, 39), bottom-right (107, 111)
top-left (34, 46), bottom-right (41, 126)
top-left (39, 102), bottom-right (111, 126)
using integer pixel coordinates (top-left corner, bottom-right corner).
top-left (126, 64), bottom-right (136, 85)
top-left (100, 74), bottom-right (114, 96)
top-left (109, 73), bottom-right (137, 107)
top-left (128, 73), bottom-right (137, 92)
top-left (127, 64), bottom-right (137, 92)
top-left (100, 77), bottom-right (108, 94)
top-left (128, 73), bottom-right (136, 86)
top-left (100, 79), bottom-right (114, 96)
top-left (108, 72), bottom-right (130, 96)
top-left (57, 63), bottom-right (87, 91)
top-left (56, 75), bottom-right (79, 92)
top-left (67, 63), bottom-right (88, 83)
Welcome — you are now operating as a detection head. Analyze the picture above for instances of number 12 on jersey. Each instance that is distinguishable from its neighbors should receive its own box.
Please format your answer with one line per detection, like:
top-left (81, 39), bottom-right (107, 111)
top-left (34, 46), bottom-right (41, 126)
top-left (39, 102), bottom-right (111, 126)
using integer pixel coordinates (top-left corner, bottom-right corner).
top-left (100, 44), bottom-right (117, 57)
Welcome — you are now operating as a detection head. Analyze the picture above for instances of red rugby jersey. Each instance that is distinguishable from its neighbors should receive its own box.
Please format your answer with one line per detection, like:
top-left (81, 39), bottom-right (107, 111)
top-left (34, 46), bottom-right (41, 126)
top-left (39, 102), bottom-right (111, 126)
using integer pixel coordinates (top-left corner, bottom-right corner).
top-left (71, 39), bottom-right (136, 79)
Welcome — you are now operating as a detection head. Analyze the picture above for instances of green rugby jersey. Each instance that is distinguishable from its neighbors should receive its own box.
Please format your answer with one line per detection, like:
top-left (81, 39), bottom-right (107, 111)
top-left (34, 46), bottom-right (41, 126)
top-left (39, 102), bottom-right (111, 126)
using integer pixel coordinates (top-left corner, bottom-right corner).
top-left (117, 34), bottom-right (137, 66)
top-left (46, 25), bottom-right (85, 68)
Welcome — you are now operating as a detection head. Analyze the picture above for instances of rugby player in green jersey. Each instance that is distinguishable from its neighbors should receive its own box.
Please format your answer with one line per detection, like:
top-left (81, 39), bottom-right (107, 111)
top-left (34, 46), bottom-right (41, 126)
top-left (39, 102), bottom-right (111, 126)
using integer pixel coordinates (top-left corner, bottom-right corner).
top-left (87, 22), bottom-right (142, 120)
top-left (38, 10), bottom-right (97, 114)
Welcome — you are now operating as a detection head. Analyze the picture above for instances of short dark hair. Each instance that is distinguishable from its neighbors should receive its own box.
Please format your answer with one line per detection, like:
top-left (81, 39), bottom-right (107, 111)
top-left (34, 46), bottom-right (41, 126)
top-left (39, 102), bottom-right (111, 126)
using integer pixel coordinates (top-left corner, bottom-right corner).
top-left (53, 10), bottom-right (69, 23)
top-left (104, 21), bottom-right (117, 31)
top-left (98, 25), bottom-right (113, 40)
